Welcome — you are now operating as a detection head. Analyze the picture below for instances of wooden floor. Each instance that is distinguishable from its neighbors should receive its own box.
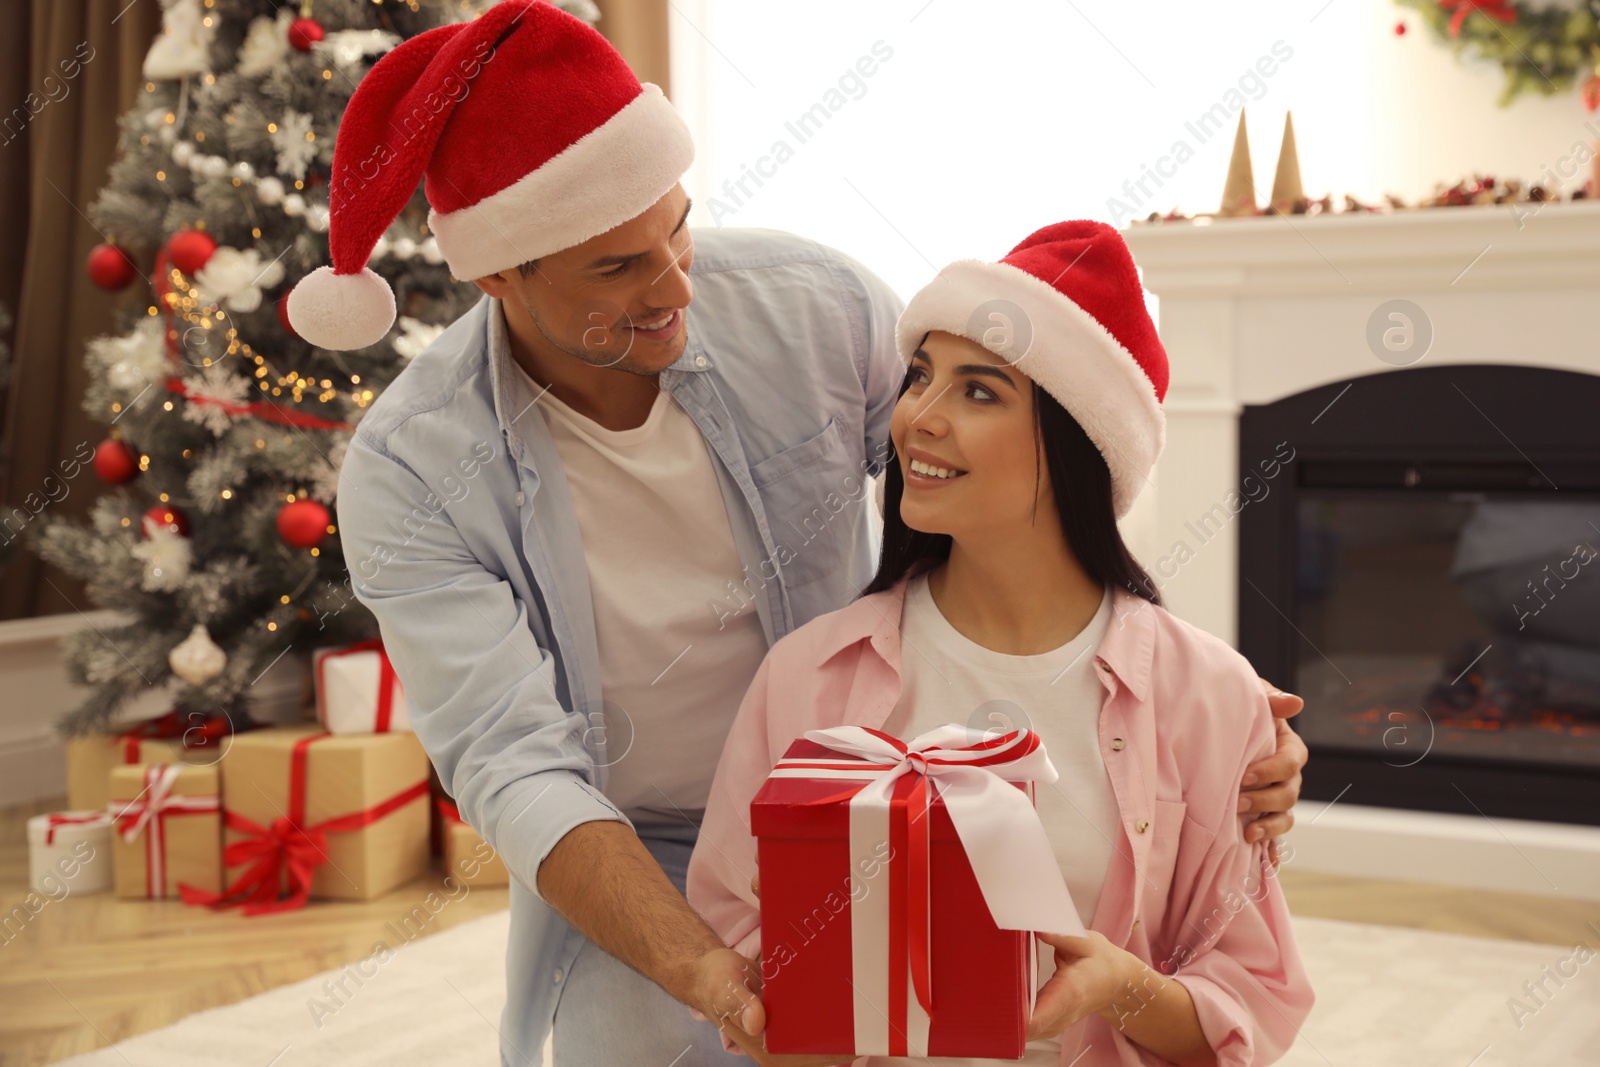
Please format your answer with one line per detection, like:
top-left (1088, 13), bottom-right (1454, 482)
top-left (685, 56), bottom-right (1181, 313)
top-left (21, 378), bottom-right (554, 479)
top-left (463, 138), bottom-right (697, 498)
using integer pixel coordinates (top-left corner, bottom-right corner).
top-left (4, 793), bottom-right (1598, 1067)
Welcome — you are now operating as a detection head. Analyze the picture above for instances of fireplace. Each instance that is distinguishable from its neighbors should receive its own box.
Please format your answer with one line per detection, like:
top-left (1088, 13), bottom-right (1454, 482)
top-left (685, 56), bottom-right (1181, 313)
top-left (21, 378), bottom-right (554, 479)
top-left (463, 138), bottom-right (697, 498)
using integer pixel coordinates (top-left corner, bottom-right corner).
top-left (1237, 363), bottom-right (1600, 827)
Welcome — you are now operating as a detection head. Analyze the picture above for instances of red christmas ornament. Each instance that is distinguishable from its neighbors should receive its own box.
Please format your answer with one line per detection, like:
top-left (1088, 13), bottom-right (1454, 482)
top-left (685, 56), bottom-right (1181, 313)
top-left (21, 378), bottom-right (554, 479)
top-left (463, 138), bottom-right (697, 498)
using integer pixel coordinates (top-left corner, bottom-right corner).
top-left (288, 17), bottom-right (325, 52)
top-left (87, 243), bottom-right (139, 291)
top-left (1583, 74), bottom-right (1600, 113)
top-left (1394, 20), bottom-right (1407, 35)
top-left (276, 498), bottom-right (331, 549)
top-left (277, 292), bottom-right (298, 338)
top-left (93, 439), bottom-right (140, 484)
top-left (166, 229), bottom-right (217, 275)
top-left (142, 504), bottom-right (190, 538)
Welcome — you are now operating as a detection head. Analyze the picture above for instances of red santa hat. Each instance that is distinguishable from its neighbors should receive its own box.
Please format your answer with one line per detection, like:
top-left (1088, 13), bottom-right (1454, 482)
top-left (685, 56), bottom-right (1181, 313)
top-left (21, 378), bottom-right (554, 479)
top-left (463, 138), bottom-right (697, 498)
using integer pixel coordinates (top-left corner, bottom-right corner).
top-left (287, 0), bottom-right (695, 351)
top-left (894, 221), bottom-right (1168, 519)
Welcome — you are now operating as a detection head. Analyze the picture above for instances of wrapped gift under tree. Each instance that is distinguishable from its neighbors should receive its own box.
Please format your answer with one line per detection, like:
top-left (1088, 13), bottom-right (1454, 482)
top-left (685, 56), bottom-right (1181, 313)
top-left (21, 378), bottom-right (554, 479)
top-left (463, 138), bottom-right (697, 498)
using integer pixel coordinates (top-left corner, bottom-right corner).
top-left (751, 724), bottom-right (1083, 1059)
top-left (65, 710), bottom-right (235, 812)
top-left (312, 639), bottom-right (411, 735)
top-left (26, 811), bottom-right (115, 895)
top-left (181, 725), bottom-right (430, 914)
top-left (437, 797), bottom-right (510, 889)
top-left (109, 763), bottom-right (223, 900)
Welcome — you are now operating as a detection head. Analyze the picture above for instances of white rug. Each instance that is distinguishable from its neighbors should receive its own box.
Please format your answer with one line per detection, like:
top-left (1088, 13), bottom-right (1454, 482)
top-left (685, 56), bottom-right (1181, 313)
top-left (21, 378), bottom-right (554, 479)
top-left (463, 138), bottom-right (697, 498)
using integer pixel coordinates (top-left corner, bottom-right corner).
top-left (47, 912), bottom-right (1600, 1066)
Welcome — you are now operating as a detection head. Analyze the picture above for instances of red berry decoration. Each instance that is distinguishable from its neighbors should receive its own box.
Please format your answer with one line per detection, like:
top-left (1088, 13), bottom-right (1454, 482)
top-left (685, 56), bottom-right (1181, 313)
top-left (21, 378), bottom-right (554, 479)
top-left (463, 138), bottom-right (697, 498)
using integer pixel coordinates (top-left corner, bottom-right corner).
top-left (93, 439), bottom-right (140, 485)
top-left (288, 17), bottom-right (324, 52)
top-left (166, 229), bottom-right (217, 276)
top-left (277, 292), bottom-right (298, 338)
top-left (142, 504), bottom-right (190, 538)
top-left (1394, 20), bottom-right (1407, 36)
top-left (87, 243), bottom-right (139, 291)
top-left (276, 498), bottom-right (331, 549)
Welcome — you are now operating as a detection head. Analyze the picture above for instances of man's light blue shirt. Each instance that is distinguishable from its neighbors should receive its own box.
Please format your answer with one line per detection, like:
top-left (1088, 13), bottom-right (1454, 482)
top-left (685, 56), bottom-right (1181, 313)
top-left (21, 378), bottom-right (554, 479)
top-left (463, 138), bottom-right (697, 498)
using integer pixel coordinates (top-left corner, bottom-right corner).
top-left (335, 227), bottom-right (905, 1064)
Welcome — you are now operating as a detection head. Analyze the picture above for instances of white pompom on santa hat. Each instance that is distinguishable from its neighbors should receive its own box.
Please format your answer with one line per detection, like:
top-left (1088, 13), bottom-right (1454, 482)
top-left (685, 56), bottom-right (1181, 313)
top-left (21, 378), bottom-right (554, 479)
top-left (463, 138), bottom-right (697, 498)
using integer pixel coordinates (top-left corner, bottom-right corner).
top-left (894, 221), bottom-right (1169, 519)
top-left (287, 0), bottom-right (695, 351)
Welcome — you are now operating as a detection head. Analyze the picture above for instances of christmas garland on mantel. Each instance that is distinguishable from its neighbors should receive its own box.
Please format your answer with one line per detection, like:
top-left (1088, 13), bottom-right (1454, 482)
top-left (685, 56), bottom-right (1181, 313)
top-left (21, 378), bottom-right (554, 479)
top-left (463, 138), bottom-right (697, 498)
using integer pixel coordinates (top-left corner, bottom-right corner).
top-left (1395, 0), bottom-right (1600, 108)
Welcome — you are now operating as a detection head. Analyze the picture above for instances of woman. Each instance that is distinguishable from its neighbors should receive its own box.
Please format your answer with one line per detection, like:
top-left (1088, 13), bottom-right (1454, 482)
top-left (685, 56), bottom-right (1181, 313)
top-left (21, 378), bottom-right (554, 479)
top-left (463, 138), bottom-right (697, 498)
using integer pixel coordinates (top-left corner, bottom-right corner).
top-left (687, 221), bottom-right (1314, 1066)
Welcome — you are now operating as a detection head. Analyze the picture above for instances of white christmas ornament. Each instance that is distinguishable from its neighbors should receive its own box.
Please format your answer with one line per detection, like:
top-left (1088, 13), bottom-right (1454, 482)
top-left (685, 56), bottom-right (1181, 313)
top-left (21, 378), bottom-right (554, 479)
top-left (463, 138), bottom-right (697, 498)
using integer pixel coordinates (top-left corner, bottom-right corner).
top-left (169, 623), bottom-right (226, 686)
top-left (270, 109), bottom-right (317, 182)
top-left (314, 29), bottom-right (402, 70)
top-left (236, 11), bottom-right (291, 78)
top-left (133, 517), bottom-right (193, 592)
top-left (392, 317), bottom-right (446, 362)
top-left (91, 318), bottom-right (169, 393)
top-left (179, 361), bottom-right (252, 436)
top-left (256, 176), bottom-right (285, 205)
top-left (194, 246), bottom-right (286, 313)
top-left (143, 0), bottom-right (214, 81)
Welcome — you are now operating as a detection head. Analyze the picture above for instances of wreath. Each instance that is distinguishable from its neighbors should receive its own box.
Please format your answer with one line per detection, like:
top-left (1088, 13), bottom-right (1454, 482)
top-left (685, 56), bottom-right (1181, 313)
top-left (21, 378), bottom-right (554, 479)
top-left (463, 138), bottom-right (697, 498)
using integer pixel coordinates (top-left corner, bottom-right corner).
top-left (1396, 0), bottom-right (1600, 108)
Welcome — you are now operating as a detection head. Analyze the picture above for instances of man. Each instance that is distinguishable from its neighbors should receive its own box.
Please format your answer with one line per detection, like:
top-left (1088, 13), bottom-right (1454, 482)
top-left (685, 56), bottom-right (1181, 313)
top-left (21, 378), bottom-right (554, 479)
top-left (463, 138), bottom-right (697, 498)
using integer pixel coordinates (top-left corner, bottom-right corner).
top-left (290, 4), bottom-right (1308, 1064)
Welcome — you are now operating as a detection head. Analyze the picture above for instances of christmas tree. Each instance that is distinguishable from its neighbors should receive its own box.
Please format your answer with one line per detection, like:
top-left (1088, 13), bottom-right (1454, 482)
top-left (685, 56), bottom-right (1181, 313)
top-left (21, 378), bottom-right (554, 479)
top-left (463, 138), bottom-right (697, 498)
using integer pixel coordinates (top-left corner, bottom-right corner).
top-left (33, 0), bottom-right (596, 736)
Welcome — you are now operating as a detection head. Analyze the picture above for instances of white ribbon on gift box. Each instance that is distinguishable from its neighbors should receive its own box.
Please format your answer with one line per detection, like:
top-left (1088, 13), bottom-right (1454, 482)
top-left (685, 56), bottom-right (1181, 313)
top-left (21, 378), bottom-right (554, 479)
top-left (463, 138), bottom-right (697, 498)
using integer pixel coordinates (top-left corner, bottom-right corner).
top-left (766, 723), bottom-right (1084, 1056)
top-left (110, 763), bottom-right (220, 898)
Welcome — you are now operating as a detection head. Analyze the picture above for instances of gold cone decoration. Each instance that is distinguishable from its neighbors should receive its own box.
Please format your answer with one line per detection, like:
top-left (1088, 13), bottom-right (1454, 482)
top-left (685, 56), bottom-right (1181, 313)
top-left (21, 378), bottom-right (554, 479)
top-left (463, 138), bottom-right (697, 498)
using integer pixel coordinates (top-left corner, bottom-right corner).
top-left (1219, 109), bottom-right (1257, 217)
top-left (1270, 111), bottom-right (1304, 214)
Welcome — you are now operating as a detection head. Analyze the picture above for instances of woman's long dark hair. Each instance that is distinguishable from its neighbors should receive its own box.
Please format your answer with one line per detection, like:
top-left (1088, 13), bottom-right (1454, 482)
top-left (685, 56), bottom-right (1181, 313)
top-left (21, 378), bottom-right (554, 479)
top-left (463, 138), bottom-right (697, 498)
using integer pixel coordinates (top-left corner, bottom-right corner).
top-left (862, 350), bottom-right (1163, 608)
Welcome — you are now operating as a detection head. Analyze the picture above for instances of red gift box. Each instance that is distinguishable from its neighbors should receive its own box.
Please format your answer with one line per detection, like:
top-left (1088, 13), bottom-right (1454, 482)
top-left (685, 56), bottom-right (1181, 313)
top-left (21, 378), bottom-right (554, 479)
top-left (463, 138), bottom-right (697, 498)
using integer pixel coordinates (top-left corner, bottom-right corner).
top-left (751, 725), bottom-right (1082, 1059)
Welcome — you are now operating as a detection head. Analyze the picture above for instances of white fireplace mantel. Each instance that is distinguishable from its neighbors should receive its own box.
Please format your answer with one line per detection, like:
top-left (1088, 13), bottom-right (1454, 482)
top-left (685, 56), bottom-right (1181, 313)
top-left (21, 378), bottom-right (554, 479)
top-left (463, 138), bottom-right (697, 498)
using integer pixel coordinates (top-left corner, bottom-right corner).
top-left (1122, 199), bottom-right (1600, 646)
top-left (1121, 201), bottom-right (1600, 901)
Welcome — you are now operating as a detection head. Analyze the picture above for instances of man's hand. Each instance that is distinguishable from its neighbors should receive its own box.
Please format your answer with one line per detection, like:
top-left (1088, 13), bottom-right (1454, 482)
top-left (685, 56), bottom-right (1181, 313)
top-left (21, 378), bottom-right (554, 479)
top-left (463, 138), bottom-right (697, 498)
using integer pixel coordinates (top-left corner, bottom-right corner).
top-left (1241, 678), bottom-right (1308, 869)
top-left (696, 943), bottom-right (852, 1066)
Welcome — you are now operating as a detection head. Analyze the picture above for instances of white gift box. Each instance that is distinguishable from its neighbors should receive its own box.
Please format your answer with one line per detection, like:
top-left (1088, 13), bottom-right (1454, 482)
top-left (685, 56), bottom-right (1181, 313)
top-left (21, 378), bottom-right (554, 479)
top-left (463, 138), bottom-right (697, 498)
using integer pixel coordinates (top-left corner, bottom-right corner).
top-left (312, 640), bottom-right (411, 735)
top-left (26, 810), bottom-right (114, 895)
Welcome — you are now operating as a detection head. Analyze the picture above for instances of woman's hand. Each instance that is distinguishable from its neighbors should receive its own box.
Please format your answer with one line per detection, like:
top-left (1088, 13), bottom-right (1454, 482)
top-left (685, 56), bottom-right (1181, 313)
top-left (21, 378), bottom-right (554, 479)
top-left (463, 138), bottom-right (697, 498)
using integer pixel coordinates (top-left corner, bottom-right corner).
top-left (1026, 929), bottom-right (1136, 1040)
top-left (1242, 678), bottom-right (1308, 869)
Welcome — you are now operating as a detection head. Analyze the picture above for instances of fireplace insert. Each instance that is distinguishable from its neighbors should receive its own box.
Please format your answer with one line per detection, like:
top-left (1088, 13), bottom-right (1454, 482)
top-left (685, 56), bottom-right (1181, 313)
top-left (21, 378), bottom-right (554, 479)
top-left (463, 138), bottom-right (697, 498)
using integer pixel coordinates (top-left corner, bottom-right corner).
top-left (1238, 363), bottom-right (1600, 827)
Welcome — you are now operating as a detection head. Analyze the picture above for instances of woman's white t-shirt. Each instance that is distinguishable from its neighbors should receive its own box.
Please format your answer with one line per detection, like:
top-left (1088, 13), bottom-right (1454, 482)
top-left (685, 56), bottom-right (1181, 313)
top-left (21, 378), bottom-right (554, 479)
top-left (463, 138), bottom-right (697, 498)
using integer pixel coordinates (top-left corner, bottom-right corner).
top-left (871, 571), bottom-right (1120, 1066)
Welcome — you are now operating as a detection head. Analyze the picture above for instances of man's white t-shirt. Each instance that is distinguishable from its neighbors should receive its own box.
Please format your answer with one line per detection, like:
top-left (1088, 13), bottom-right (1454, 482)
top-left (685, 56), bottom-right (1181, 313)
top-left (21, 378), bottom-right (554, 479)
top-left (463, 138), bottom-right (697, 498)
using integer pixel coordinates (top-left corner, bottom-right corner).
top-left (873, 570), bottom-right (1119, 1066)
top-left (515, 362), bottom-right (769, 822)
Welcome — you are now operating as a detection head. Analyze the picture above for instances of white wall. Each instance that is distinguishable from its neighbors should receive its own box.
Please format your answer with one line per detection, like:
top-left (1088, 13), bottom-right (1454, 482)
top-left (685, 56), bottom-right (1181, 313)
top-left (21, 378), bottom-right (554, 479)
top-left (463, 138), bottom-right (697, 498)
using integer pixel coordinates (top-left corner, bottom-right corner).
top-left (669, 0), bottom-right (1597, 301)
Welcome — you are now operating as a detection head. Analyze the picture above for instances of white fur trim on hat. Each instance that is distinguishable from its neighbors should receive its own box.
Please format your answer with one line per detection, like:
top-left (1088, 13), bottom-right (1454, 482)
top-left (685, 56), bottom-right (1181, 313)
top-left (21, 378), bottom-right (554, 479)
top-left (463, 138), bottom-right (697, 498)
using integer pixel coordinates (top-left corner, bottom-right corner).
top-left (894, 259), bottom-right (1165, 518)
top-left (286, 266), bottom-right (397, 352)
top-left (429, 84), bottom-right (695, 281)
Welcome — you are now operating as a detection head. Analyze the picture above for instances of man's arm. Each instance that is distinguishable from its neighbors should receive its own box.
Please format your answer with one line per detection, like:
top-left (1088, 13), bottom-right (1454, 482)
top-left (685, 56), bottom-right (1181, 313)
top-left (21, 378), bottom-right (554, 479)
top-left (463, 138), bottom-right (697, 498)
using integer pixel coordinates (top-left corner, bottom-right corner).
top-left (337, 434), bottom-right (746, 1014)
top-left (1241, 680), bottom-right (1308, 868)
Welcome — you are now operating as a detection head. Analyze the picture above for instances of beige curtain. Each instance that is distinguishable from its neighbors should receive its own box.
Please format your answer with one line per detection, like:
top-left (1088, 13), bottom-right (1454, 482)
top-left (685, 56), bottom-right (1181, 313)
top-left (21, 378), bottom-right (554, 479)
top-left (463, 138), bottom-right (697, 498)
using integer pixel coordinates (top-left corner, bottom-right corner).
top-left (595, 0), bottom-right (672, 97)
top-left (0, 0), bottom-right (165, 621)
top-left (0, 0), bottom-right (671, 621)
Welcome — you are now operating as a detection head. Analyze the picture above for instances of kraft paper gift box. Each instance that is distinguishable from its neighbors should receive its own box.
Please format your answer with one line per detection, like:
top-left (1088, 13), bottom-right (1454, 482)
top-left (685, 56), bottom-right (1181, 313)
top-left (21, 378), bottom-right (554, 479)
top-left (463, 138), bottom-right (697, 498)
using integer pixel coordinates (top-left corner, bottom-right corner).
top-left (187, 725), bottom-right (430, 913)
top-left (65, 711), bottom-right (235, 812)
top-left (26, 811), bottom-right (115, 895)
top-left (109, 763), bottom-right (223, 900)
top-left (312, 639), bottom-right (411, 735)
top-left (750, 725), bottom-right (1081, 1060)
top-left (437, 798), bottom-right (510, 888)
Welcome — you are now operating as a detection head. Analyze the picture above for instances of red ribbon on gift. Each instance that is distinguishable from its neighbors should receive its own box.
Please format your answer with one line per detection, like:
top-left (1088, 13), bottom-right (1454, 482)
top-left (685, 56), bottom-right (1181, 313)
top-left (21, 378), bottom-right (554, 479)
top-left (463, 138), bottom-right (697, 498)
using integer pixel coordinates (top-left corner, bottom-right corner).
top-left (316, 639), bottom-right (401, 733)
top-left (1438, 0), bottom-right (1516, 37)
top-left (436, 797), bottom-right (463, 824)
top-left (178, 732), bottom-right (428, 915)
top-left (43, 812), bottom-right (111, 845)
top-left (112, 764), bottom-right (221, 899)
top-left (110, 710), bottom-right (234, 763)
